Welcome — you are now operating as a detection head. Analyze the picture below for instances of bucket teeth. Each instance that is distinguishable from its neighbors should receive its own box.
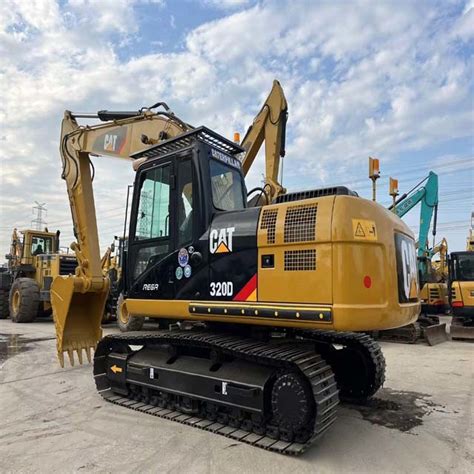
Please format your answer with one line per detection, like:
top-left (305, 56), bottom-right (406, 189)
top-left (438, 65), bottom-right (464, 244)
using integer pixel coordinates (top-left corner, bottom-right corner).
top-left (58, 342), bottom-right (96, 367)
top-left (67, 349), bottom-right (75, 366)
top-left (58, 351), bottom-right (65, 368)
top-left (85, 346), bottom-right (92, 363)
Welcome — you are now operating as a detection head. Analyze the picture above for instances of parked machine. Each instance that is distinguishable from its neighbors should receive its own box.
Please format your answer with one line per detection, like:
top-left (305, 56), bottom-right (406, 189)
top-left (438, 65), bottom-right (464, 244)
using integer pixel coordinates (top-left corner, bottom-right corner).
top-left (431, 237), bottom-right (449, 284)
top-left (0, 228), bottom-right (77, 322)
top-left (101, 238), bottom-right (122, 323)
top-left (50, 81), bottom-right (419, 454)
top-left (101, 235), bottom-right (129, 324)
top-left (449, 214), bottom-right (474, 340)
top-left (377, 172), bottom-right (447, 344)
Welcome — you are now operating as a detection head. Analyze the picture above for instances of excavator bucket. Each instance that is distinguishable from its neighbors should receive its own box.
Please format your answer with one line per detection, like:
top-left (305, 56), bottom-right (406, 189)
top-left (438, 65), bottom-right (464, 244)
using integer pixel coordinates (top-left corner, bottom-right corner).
top-left (51, 276), bottom-right (107, 367)
top-left (422, 323), bottom-right (448, 346)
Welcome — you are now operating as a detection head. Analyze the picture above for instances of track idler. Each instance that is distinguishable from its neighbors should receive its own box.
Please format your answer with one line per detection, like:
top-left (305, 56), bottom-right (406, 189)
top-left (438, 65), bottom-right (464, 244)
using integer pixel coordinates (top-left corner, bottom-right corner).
top-left (297, 330), bottom-right (386, 403)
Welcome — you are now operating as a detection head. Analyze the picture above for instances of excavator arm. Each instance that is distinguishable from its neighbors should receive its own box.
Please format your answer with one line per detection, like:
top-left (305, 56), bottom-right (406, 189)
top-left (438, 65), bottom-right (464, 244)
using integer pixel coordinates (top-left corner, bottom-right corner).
top-left (390, 171), bottom-right (439, 260)
top-left (240, 80), bottom-right (288, 202)
top-left (431, 237), bottom-right (448, 281)
top-left (52, 108), bottom-right (191, 366)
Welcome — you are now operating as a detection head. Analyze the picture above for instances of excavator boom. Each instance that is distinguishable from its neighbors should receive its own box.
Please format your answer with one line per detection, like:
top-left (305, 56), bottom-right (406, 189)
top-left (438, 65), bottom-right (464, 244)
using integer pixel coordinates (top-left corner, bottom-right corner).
top-left (240, 80), bottom-right (288, 202)
top-left (52, 109), bottom-right (191, 366)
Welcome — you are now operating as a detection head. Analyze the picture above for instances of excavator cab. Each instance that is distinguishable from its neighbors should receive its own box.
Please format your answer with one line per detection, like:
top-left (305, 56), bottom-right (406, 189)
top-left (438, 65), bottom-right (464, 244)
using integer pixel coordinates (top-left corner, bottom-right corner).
top-left (125, 127), bottom-right (248, 303)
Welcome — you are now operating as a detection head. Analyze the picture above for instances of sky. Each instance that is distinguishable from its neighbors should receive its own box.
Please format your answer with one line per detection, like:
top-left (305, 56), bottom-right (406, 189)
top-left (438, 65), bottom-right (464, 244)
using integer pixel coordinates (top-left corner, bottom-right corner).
top-left (0, 0), bottom-right (473, 259)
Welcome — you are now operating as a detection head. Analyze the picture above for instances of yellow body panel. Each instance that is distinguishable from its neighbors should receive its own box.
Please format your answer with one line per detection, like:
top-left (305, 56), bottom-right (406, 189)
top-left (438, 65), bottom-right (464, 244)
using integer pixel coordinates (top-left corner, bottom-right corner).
top-left (257, 197), bottom-right (333, 305)
top-left (451, 281), bottom-right (474, 314)
top-left (420, 282), bottom-right (448, 307)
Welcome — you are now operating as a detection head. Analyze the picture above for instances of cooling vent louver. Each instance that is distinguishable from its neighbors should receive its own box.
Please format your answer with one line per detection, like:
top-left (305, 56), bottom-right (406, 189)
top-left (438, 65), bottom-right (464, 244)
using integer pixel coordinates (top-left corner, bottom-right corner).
top-left (284, 204), bottom-right (317, 243)
top-left (260, 209), bottom-right (278, 244)
top-left (284, 249), bottom-right (316, 271)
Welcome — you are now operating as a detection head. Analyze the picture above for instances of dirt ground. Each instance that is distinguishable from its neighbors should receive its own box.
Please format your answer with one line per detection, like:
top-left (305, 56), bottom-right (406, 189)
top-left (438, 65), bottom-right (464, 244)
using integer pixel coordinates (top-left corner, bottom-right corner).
top-left (0, 316), bottom-right (472, 473)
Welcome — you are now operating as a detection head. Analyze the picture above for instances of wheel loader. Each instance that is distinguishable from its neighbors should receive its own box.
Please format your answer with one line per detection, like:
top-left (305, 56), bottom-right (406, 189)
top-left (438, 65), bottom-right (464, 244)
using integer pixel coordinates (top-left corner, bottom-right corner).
top-left (50, 81), bottom-right (419, 454)
top-left (1, 228), bottom-right (77, 322)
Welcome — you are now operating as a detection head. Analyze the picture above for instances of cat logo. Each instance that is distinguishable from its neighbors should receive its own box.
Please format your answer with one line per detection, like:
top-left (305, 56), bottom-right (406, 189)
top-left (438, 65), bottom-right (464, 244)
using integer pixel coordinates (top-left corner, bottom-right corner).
top-left (395, 233), bottom-right (419, 303)
top-left (210, 227), bottom-right (235, 254)
top-left (104, 134), bottom-right (119, 152)
top-left (93, 128), bottom-right (127, 154)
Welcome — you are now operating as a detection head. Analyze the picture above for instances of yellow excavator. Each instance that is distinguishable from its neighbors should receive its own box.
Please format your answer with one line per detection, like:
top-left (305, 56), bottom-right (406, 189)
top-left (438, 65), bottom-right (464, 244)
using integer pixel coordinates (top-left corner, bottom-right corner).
top-left (429, 237), bottom-right (449, 304)
top-left (100, 238), bottom-right (124, 323)
top-left (51, 81), bottom-right (419, 455)
top-left (448, 213), bottom-right (474, 340)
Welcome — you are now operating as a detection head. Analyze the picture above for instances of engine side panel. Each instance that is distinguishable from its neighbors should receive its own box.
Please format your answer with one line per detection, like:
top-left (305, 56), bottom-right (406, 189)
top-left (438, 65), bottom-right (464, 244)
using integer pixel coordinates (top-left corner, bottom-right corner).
top-left (256, 197), bottom-right (333, 305)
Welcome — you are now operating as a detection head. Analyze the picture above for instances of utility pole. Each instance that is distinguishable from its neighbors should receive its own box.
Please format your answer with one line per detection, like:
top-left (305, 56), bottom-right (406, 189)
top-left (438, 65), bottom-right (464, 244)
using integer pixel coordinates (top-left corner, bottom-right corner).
top-left (32, 201), bottom-right (47, 230)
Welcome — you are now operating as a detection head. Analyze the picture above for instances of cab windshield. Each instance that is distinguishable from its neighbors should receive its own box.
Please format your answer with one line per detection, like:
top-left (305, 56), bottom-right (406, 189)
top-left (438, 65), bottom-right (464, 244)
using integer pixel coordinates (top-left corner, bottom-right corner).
top-left (209, 160), bottom-right (245, 211)
top-left (31, 235), bottom-right (53, 255)
top-left (455, 253), bottom-right (474, 281)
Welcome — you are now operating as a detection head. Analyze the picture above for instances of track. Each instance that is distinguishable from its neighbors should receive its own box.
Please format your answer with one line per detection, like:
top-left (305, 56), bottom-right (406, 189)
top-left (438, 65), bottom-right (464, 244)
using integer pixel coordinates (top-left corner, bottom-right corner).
top-left (375, 323), bottom-right (422, 344)
top-left (94, 329), bottom-right (383, 455)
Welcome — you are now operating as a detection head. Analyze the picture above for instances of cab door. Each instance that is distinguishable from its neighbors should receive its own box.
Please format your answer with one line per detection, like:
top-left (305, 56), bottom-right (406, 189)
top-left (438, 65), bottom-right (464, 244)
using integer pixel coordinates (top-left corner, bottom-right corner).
top-left (127, 153), bottom-right (208, 301)
top-left (173, 155), bottom-right (208, 300)
top-left (127, 159), bottom-right (176, 299)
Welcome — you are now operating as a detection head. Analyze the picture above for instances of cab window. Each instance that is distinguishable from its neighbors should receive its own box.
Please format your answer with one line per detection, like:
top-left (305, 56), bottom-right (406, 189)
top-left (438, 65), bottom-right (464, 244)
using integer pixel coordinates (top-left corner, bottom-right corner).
top-left (457, 254), bottom-right (474, 281)
top-left (31, 236), bottom-right (53, 255)
top-left (177, 158), bottom-right (194, 246)
top-left (210, 160), bottom-right (245, 211)
top-left (135, 164), bottom-right (171, 241)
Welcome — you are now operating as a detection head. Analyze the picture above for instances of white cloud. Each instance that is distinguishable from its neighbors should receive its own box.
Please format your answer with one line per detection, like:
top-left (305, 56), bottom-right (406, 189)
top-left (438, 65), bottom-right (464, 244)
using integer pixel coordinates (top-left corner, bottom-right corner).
top-left (0, 0), bottom-right (472, 255)
top-left (202, 0), bottom-right (251, 9)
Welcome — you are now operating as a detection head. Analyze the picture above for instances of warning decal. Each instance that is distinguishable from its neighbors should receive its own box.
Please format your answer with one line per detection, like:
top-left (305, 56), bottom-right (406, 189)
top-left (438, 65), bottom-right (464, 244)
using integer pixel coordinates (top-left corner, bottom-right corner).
top-left (352, 219), bottom-right (378, 241)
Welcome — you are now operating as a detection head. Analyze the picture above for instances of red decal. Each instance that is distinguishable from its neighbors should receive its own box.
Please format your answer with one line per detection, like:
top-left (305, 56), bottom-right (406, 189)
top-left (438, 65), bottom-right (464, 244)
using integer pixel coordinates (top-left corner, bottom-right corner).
top-left (233, 274), bottom-right (257, 301)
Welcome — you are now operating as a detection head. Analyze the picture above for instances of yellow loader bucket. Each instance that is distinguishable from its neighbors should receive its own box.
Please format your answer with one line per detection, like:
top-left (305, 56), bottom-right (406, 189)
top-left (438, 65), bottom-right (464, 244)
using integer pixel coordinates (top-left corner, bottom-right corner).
top-left (51, 276), bottom-right (108, 367)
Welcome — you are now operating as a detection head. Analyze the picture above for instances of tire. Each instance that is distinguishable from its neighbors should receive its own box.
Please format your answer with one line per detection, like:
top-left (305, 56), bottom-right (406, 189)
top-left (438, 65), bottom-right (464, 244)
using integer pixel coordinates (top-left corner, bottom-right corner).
top-left (0, 288), bottom-right (10, 319)
top-left (116, 293), bottom-right (144, 332)
top-left (9, 278), bottom-right (40, 323)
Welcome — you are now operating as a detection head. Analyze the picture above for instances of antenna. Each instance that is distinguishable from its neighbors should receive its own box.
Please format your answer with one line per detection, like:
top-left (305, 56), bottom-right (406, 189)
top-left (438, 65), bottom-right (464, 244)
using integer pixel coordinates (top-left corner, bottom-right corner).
top-left (32, 201), bottom-right (47, 230)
